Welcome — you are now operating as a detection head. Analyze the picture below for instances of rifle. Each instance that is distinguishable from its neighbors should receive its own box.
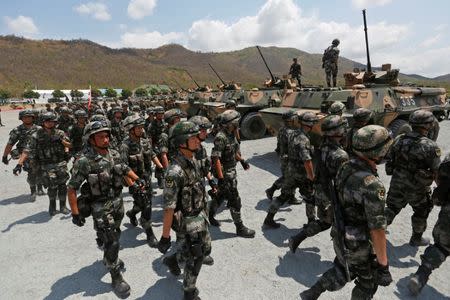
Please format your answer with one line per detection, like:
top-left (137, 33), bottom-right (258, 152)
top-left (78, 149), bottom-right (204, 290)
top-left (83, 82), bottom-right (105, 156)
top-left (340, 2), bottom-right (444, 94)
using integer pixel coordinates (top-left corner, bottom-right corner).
top-left (208, 63), bottom-right (226, 86)
top-left (256, 46), bottom-right (276, 84)
top-left (185, 70), bottom-right (201, 89)
top-left (329, 178), bottom-right (351, 282)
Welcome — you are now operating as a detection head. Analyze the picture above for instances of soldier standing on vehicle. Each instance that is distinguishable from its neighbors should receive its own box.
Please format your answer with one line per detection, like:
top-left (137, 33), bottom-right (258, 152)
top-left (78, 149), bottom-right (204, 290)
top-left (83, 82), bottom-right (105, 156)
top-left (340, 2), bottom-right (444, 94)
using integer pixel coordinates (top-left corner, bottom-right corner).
top-left (3, 109), bottom-right (41, 201)
top-left (289, 115), bottom-right (349, 252)
top-left (322, 38), bottom-right (340, 87)
top-left (385, 110), bottom-right (441, 247)
top-left (15, 112), bottom-right (71, 215)
top-left (300, 125), bottom-right (393, 300)
top-left (289, 58), bottom-right (302, 87)
top-left (121, 115), bottom-right (163, 247)
top-left (157, 121), bottom-right (212, 300)
top-left (408, 152), bottom-right (450, 295)
top-left (208, 110), bottom-right (255, 238)
top-left (263, 112), bottom-right (318, 228)
top-left (67, 120), bottom-right (143, 297)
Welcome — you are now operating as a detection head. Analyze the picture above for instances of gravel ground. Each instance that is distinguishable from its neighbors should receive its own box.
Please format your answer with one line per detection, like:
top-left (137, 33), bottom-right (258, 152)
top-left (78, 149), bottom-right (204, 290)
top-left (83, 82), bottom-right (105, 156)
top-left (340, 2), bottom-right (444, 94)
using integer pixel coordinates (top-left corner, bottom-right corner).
top-left (0, 109), bottom-right (449, 300)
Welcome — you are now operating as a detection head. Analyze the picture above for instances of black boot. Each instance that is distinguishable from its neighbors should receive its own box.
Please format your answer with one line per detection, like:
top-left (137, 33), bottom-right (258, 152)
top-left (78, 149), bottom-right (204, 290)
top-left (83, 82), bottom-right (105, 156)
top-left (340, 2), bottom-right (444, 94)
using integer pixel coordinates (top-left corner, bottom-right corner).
top-left (289, 229), bottom-right (308, 253)
top-left (300, 282), bottom-right (325, 300)
top-left (208, 202), bottom-right (220, 227)
top-left (59, 200), bottom-right (70, 214)
top-left (203, 255), bottom-right (214, 266)
top-left (49, 199), bottom-right (57, 216)
top-left (409, 232), bottom-right (430, 247)
top-left (110, 269), bottom-right (131, 298)
top-left (146, 228), bottom-right (158, 248)
top-left (287, 196), bottom-right (302, 205)
top-left (265, 186), bottom-right (276, 201)
top-left (126, 210), bottom-right (138, 227)
top-left (236, 222), bottom-right (255, 238)
top-left (163, 254), bottom-right (181, 276)
top-left (37, 185), bottom-right (46, 195)
top-left (263, 212), bottom-right (281, 229)
top-left (184, 288), bottom-right (200, 300)
top-left (408, 264), bottom-right (432, 295)
top-left (30, 186), bottom-right (37, 202)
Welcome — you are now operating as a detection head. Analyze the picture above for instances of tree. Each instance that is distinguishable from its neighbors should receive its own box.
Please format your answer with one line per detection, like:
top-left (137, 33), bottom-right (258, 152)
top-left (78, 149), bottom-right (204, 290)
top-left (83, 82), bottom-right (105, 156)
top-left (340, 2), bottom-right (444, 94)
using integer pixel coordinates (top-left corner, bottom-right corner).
top-left (52, 89), bottom-right (65, 98)
top-left (0, 89), bottom-right (11, 100)
top-left (135, 88), bottom-right (148, 97)
top-left (149, 87), bottom-right (159, 95)
top-left (104, 88), bottom-right (117, 98)
top-left (91, 88), bottom-right (102, 99)
top-left (120, 89), bottom-right (132, 100)
top-left (70, 89), bottom-right (84, 99)
top-left (23, 90), bottom-right (40, 99)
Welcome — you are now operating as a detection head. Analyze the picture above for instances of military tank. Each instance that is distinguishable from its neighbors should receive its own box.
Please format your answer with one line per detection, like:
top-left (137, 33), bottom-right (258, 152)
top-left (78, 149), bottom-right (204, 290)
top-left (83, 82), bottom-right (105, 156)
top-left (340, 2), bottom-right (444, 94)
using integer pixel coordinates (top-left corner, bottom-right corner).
top-left (259, 9), bottom-right (448, 145)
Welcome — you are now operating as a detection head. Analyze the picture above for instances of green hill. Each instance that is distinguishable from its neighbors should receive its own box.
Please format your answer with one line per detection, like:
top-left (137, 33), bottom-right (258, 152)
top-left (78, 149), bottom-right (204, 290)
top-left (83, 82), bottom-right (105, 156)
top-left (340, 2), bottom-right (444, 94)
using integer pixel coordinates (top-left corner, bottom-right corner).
top-left (0, 35), bottom-right (448, 96)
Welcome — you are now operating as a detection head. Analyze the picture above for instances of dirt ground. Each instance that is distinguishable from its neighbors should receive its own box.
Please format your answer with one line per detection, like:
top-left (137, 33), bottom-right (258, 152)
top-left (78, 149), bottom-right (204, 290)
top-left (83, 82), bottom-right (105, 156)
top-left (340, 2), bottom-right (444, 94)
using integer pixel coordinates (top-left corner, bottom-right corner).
top-left (0, 109), bottom-right (449, 300)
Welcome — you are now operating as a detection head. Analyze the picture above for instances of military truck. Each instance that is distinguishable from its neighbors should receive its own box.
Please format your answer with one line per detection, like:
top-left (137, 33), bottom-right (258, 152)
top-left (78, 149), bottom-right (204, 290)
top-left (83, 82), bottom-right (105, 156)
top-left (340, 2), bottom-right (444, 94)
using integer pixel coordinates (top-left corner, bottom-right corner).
top-left (259, 9), bottom-right (448, 145)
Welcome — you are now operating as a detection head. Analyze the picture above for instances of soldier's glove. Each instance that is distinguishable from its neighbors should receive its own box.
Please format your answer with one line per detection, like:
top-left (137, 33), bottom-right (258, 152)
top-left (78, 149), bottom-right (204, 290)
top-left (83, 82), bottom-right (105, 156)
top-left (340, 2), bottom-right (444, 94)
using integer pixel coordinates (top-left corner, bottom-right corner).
top-left (72, 214), bottom-right (85, 227)
top-left (2, 156), bottom-right (8, 165)
top-left (133, 178), bottom-right (146, 190)
top-left (208, 178), bottom-right (218, 190)
top-left (240, 160), bottom-right (250, 170)
top-left (376, 263), bottom-right (393, 286)
top-left (13, 164), bottom-right (22, 175)
top-left (157, 236), bottom-right (171, 254)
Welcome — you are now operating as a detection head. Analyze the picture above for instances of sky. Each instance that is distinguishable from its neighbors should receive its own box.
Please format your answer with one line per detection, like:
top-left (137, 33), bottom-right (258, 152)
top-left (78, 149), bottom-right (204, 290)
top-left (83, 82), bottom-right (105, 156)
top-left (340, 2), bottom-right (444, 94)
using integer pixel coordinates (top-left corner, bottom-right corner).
top-left (1, 0), bottom-right (450, 77)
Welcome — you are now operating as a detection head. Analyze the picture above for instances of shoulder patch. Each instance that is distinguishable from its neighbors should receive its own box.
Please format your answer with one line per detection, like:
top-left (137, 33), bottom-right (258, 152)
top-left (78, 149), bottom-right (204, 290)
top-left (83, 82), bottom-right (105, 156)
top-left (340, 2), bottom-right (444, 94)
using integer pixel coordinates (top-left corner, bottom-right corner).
top-left (436, 147), bottom-right (441, 157)
top-left (377, 188), bottom-right (386, 201)
top-left (165, 177), bottom-right (174, 188)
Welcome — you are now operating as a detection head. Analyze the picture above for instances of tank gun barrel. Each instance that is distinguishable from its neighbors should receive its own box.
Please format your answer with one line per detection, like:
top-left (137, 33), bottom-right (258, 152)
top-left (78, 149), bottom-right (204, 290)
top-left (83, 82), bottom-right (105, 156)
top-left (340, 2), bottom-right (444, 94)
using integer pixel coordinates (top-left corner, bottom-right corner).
top-left (208, 63), bottom-right (226, 85)
top-left (256, 46), bottom-right (276, 83)
top-left (173, 79), bottom-right (188, 92)
top-left (362, 9), bottom-right (372, 73)
top-left (185, 70), bottom-right (201, 89)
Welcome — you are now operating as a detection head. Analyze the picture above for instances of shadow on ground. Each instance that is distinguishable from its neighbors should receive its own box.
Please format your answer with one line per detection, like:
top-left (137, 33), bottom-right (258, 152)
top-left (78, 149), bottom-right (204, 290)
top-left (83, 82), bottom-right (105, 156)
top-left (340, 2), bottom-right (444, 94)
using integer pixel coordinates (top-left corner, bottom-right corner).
top-left (246, 151), bottom-right (281, 177)
top-left (387, 240), bottom-right (420, 269)
top-left (2, 210), bottom-right (51, 232)
top-left (0, 194), bottom-right (31, 206)
top-left (394, 274), bottom-right (450, 300)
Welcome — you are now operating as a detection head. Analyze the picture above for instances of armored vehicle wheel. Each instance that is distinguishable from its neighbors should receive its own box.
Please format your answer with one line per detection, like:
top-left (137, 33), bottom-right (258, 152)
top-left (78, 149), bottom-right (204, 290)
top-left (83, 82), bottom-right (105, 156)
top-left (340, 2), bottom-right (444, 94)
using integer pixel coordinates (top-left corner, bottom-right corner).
top-left (388, 119), bottom-right (411, 137)
top-left (240, 112), bottom-right (266, 140)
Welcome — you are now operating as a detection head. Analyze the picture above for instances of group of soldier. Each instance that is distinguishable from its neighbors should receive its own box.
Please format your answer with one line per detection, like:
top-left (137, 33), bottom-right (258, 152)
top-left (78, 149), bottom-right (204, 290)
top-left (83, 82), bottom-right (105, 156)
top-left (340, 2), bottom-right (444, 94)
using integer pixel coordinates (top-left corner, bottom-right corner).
top-left (2, 98), bottom-right (449, 299)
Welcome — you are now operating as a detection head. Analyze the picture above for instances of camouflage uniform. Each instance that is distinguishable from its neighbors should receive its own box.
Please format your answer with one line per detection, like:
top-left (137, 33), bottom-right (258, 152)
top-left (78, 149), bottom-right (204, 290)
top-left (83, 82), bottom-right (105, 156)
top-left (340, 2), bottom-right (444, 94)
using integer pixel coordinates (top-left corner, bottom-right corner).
top-left (26, 125), bottom-right (70, 214)
top-left (409, 153), bottom-right (450, 295)
top-left (110, 119), bottom-right (125, 149)
top-left (67, 124), bottom-right (85, 159)
top-left (322, 39), bottom-right (340, 87)
top-left (149, 117), bottom-right (168, 187)
top-left (57, 113), bottom-right (75, 133)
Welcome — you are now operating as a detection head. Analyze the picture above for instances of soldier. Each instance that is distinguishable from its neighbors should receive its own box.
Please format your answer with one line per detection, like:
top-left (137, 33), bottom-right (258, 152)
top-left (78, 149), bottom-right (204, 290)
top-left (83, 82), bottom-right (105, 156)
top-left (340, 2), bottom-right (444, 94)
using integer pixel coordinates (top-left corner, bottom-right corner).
top-left (328, 101), bottom-right (346, 116)
top-left (67, 120), bottom-right (142, 297)
top-left (161, 108), bottom-right (184, 161)
top-left (45, 103), bottom-right (53, 113)
top-left (300, 125), bottom-right (393, 300)
top-left (121, 115), bottom-right (163, 247)
top-left (2, 109), bottom-right (42, 200)
top-left (385, 110), bottom-right (441, 246)
top-left (14, 112), bottom-right (71, 215)
top-left (67, 110), bottom-right (88, 160)
top-left (346, 108), bottom-right (373, 156)
top-left (109, 106), bottom-right (125, 149)
top-left (57, 106), bottom-right (75, 133)
top-left (322, 38), bottom-right (340, 87)
top-left (208, 110), bottom-right (255, 238)
top-left (289, 58), bottom-right (302, 87)
top-left (157, 121), bottom-right (212, 300)
top-left (408, 152), bottom-right (450, 295)
top-left (265, 111), bottom-right (299, 203)
top-left (149, 106), bottom-right (169, 188)
top-left (263, 112), bottom-right (318, 228)
top-left (122, 102), bottom-right (131, 117)
top-left (145, 107), bottom-right (155, 132)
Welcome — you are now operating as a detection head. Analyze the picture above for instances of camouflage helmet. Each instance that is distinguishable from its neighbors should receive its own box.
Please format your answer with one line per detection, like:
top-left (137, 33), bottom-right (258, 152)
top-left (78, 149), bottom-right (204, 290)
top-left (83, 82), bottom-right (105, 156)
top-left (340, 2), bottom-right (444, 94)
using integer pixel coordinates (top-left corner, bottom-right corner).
top-left (321, 115), bottom-right (346, 137)
top-left (60, 106), bottom-right (71, 114)
top-left (329, 101), bottom-right (346, 115)
top-left (169, 121), bottom-right (200, 146)
top-left (154, 106), bottom-right (164, 114)
top-left (94, 108), bottom-right (104, 115)
top-left (83, 120), bottom-right (110, 141)
top-left (146, 107), bottom-right (155, 115)
top-left (19, 109), bottom-right (35, 120)
top-left (90, 114), bottom-right (109, 123)
top-left (409, 110), bottom-right (434, 128)
top-left (110, 106), bottom-right (122, 114)
top-left (131, 106), bottom-right (140, 112)
top-left (300, 111), bottom-right (319, 127)
top-left (164, 108), bottom-right (184, 124)
top-left (282, 110), bottom-right (296, 122)
top-left (41, 112), bottom-right (58, 122)
top-left (332, 38), bottom-right (340, 46)
top-left (352, 125), bottom-right (393, 160)
top-left (219, 109), bottom-right (241, 125)
top-left (123, 115), bottom-right (145, 131)
top-left (74, 109), bottom-right (88, 119)
top-left (189, 116), bottom-right (212, 129)
top-left (224, 99), bottom-right (236, 109)
top-left (353, 108), bottom-right (373, 124)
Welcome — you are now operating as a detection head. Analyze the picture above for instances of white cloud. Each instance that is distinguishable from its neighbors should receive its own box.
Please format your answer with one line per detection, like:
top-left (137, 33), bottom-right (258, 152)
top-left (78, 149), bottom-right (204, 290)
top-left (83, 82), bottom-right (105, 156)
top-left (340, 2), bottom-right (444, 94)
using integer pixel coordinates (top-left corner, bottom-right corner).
top-left (420, 34), bottom-right (441, 48)
top-left (352, 0), bottom-right (392, 9)
top-left (4, 15), bottom-right (38, 35)
top-left (74, 2), bottom-right (111, 21)
top-left (128, 0), bottom-right (157, 20)
top-left (120, 30), bottom-right (183, 48)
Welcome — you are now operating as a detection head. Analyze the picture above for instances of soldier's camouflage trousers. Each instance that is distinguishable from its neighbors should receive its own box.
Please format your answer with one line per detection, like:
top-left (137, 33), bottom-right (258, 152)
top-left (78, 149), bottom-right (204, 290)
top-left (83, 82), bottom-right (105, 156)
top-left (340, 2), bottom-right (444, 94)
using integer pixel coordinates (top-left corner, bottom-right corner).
top-left (385, 170), bottom-right (433, 235)
top-left (91, 198), bottom-right (125, 271)
top-left (301, 185), bottom-right (333, 236)
top-left (41, 164), bottom-right (69, 203)
top-left (271, 158), bottom-right (289, 190)
top-left (182, 230), bottom-right (211, 293)
top-left (128, 185), bottom-right (153, 231)
top-left (210, 168), bottom-right (243, 224)
top-left (324, 62), bottom-right (338, 87)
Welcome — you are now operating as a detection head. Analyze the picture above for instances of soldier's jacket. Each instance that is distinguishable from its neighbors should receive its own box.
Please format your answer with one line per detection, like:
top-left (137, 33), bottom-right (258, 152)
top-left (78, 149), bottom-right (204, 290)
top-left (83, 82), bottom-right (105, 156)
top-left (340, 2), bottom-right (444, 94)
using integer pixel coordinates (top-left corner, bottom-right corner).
top-left (163, 153), bottom-right (208, 234)
top-left (211, 130), bottom-right (240, 170)
top-left (433, 153), bottom-right (450, 206)
top-left (67, 124), bottom-right (85, 155)
top-left (322, 45), bottom-right (339, 65)
top-left (289, 62), bottom-right (301, 77)
top-left (120, 136), bottom-right (156, 179)
top-left (287, 128), bottom-right (313, 171)
top-left (57, 115), bottom-right (75, 133)
top-left (276, 125), bottom-right (292, 160)
top-left (195, 144), bottom-right (211, 178)
top-left (68, 146), bottom-right (130, 200)
top-left (148, 119), bottom-right (167, 146)
top-left (110, 120), bottom-right (125, 146)
top-left (25, 127), bottom-right (69, 166)
top-left (385, 131), bottom-right (441, 185)
top-left (315, 139), bottom-right (349, 188)
top-left (7, 124), bottom-right (40, 158)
